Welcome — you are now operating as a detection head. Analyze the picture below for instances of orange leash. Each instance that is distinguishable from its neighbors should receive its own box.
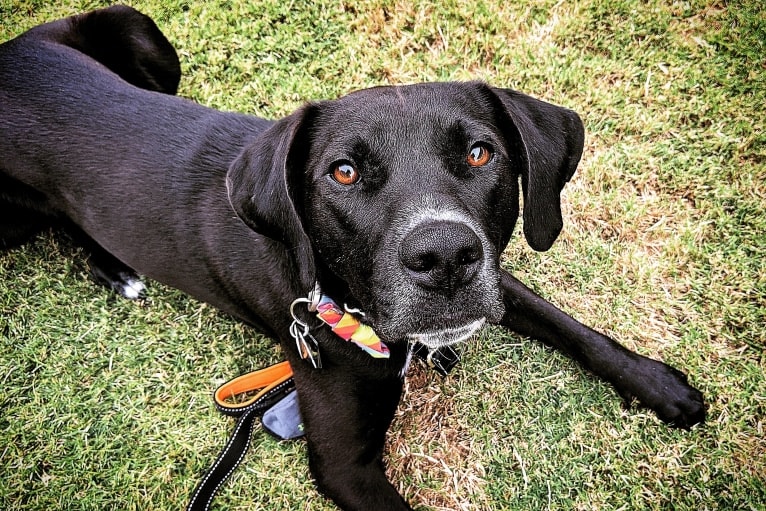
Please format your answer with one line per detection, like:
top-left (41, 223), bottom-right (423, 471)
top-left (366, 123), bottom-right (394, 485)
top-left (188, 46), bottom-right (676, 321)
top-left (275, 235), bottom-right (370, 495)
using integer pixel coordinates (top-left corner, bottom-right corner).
top-left (213, 360), bottom-right (294, 415)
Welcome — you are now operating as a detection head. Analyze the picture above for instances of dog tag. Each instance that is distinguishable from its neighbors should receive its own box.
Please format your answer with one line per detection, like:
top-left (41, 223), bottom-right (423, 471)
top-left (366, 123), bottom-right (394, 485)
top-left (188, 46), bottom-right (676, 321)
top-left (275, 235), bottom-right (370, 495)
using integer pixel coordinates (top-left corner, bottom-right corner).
top-left (289, 296), bottom-right (322, 369)
top-left (290, 323), bottom-right (322, 369)
top-left (413, 343), bottom-right (460, 376)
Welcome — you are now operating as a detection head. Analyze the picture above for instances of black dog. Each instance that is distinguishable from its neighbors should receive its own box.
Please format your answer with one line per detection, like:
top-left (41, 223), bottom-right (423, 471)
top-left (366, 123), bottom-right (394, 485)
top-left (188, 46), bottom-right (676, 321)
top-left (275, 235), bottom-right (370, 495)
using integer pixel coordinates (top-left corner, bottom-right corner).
top-left (0, 6), bottom-right (705, 510)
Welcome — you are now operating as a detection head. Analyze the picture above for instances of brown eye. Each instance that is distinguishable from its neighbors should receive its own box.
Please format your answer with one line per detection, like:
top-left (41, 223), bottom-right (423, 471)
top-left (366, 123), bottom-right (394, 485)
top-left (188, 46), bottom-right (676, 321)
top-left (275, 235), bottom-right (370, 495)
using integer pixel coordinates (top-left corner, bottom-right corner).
top-left (466, 144), bottom-right (492, 167)
top-left (332, 162), bottom-right (359, 185)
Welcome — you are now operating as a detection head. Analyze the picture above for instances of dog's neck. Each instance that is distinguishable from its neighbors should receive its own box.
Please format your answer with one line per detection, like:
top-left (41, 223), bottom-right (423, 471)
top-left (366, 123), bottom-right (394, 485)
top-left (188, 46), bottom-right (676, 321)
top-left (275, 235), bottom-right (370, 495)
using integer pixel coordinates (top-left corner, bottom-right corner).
top-left (313, 292), bottom-right (391, 359)
top-left (290, 283), bottom-right (391, 368)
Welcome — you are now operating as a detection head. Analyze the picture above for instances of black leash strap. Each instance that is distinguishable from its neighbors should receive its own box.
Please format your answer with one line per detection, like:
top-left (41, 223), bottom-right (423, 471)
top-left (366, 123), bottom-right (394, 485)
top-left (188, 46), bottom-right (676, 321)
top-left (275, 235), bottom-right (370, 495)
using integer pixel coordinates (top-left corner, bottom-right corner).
top-left (186, 365), bottom-right (295, 511)
top-left (186, 407), bottom-right (259, 511)
top-left (186, 345), bottom-right (459, 510)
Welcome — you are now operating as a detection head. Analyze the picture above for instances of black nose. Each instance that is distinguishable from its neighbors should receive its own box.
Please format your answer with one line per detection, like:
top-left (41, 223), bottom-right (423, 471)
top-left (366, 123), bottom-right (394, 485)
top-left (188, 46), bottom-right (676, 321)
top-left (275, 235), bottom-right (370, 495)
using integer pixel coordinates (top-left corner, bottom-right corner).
top-left (399, 221), bottom-right (484, 294)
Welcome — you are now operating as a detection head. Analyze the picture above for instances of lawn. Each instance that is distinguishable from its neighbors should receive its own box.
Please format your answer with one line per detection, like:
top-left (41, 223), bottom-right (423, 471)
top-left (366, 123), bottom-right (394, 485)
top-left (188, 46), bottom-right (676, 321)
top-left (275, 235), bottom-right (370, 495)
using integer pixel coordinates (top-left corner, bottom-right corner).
top-left (1, 0), bottom-right (764, 510)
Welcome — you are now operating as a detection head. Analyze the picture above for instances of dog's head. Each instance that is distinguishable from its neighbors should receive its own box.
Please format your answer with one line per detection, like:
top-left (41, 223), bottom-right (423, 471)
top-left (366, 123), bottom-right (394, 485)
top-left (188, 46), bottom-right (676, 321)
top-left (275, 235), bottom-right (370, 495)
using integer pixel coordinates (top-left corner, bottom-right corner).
top-left (227, 82), bottom-right (583, 346)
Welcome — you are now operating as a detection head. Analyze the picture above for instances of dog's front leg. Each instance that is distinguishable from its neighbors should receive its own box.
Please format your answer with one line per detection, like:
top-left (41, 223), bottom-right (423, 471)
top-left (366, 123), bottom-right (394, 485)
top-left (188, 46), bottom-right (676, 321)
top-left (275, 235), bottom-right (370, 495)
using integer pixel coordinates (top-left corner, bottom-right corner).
top-left (499, 270), bottom-right (706, 429)
top-left (291, 362), bottom-right (412, 511)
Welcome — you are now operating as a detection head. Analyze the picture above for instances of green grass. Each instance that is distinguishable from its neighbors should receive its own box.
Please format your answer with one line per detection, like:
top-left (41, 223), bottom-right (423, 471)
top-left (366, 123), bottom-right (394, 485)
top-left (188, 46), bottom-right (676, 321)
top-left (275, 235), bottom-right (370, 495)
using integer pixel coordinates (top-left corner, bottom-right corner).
top-left (1, 0), bottom-right (764, 510)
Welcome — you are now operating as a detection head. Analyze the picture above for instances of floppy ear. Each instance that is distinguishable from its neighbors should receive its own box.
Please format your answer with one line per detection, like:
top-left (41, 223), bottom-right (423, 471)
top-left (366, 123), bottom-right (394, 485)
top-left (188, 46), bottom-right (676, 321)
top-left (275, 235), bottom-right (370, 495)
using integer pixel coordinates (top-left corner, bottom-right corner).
top-left (226, 104), bottom-right (317, 289)
top-left (490, 87), bottom-right (585, 251)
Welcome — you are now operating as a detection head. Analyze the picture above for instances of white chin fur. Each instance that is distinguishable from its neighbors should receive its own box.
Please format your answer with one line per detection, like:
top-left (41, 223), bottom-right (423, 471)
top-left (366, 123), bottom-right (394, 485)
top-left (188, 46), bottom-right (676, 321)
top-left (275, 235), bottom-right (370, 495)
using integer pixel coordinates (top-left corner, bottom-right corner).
top-left (407, 318), bottom-right (486, 349)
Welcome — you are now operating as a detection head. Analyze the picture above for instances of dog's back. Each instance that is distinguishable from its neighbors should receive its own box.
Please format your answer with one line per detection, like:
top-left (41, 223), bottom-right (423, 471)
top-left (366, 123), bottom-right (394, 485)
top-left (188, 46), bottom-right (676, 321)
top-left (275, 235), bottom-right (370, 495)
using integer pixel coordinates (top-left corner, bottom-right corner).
top-left (0, 5), bottom-right (179, 247)
top-left (8, 4), bottom-right (181, 95)
top-left (0, 6), bottom-right (271, 321)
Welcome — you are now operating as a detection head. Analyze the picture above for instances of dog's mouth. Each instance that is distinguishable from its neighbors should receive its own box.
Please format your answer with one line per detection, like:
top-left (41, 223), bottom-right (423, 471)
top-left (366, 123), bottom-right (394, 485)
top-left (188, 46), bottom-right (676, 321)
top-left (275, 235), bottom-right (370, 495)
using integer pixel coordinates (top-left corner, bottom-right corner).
top-left (406, 317), bottom-right (486, 349)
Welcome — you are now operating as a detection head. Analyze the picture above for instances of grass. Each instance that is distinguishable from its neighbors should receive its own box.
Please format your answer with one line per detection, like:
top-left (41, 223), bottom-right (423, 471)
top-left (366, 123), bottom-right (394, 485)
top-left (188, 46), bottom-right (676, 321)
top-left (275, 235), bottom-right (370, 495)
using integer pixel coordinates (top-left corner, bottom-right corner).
top-left (1, 0), bottom-right (764, 510)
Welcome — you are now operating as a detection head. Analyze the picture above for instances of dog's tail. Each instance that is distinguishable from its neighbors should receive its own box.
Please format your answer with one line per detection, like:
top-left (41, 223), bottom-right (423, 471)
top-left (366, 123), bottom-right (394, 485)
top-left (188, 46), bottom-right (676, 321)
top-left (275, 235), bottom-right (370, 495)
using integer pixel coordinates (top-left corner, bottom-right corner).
top-left (37, 5), bottom-right (181, 95)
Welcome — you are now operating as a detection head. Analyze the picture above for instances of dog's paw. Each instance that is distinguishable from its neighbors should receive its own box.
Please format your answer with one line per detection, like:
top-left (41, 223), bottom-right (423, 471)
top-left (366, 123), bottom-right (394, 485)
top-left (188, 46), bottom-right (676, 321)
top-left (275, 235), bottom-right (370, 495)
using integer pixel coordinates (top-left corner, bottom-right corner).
top-left (616, 358), bottom-right (706, 429)
top-left (111, 273), bottom-right (146, 300)
top-left (88, 264), bottom-right (147, 300)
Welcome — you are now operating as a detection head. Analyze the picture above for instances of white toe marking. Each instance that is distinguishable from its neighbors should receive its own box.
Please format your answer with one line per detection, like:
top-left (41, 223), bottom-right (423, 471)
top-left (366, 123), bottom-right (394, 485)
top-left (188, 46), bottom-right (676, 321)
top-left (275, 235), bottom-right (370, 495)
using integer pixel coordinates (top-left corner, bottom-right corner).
top-left (121, 278), bottom-right (145, 299)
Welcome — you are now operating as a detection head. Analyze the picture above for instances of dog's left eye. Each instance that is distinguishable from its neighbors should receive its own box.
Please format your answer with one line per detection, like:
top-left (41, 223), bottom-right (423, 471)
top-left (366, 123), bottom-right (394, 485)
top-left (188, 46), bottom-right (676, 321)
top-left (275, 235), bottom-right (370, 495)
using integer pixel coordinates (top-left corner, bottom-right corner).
top-left (332, 162), bottom-right (360, 185)
top-left (466, 144), bottom-right (493, 167)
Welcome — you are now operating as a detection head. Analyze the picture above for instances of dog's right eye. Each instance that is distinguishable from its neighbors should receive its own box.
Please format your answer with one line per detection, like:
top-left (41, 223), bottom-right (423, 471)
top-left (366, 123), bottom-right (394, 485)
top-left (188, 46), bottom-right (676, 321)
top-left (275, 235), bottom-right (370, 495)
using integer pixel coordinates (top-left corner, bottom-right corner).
top-left (331, 162), bottom-right (360, 185)
top-left (466, 143), bottom-right (493, 168)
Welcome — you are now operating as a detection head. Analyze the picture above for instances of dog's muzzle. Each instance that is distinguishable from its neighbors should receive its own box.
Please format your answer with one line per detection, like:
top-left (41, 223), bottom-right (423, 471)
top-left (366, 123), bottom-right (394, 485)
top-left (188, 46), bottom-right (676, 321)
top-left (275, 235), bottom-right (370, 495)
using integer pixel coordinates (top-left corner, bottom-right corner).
top-left (366, 197), bottom-right (505, 343)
